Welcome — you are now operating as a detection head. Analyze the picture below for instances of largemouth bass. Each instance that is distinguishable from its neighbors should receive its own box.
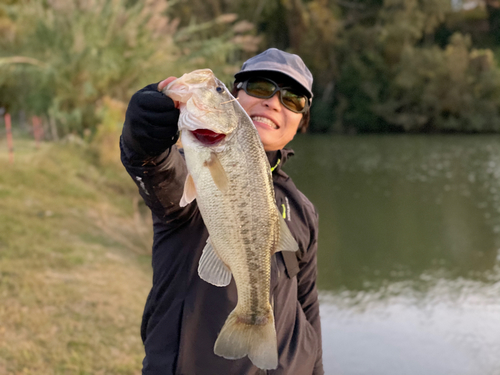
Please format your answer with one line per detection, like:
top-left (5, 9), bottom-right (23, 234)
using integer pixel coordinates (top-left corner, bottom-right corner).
top-left (163, 69), bottom-right (298, 370)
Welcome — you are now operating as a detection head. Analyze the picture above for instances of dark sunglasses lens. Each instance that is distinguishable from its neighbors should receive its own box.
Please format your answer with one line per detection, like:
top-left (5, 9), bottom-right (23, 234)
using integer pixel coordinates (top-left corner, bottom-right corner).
top-left (246, 79), bottom-right (277, 97)
top-left (282, 91), bottom-right (306, 112)
top-left (244, 78), bottom-right (308, 113)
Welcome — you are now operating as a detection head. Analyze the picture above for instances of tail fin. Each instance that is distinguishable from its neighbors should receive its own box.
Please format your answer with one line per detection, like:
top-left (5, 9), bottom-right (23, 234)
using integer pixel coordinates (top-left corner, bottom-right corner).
top-left (214, 309), bottom-right (278, 370)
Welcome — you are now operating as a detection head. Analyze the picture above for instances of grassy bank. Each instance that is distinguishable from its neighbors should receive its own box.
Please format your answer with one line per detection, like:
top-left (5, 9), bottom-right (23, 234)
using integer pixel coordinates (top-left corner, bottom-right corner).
top-left (0, 138), bottom-right (153, 374)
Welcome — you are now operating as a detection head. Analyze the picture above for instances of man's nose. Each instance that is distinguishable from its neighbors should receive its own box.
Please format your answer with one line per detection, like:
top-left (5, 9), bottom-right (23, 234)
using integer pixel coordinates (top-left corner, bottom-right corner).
top-left (262, 92), bottom-right (282, 111)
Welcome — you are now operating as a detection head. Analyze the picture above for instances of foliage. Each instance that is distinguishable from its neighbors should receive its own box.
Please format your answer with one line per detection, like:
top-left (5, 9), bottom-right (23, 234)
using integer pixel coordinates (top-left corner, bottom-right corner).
top-left (173, 13), bottom-right (261, 82)
top-left (332, 0), bottom-right (500, 133)
top-left (1, 0), bottom-right (177, 136)
top-left (374, 33), bottom-right (500, 132)
top-left (0, 0), bottom-right (257, 137)
top-left (92, 96), bottom-right (127, 167)
top-left (3, 0), bottom-right (500, 134)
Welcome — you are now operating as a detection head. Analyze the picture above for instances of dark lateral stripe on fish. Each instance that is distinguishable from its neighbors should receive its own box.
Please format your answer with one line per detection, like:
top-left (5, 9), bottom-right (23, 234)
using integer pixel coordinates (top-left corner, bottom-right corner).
top-left (242, 230), bottom-right (260, 311)
top-left (245, 224), bottom-right (274, 319)
top-left (191, 129), bottom-right (226, 145)
top-left (237, 199), bottom-right (261, 318)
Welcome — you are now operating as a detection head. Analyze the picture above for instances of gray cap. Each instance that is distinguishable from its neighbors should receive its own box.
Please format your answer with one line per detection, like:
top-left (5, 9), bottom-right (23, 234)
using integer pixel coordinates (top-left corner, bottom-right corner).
top-left (235, 48), bottom-right (313, 99)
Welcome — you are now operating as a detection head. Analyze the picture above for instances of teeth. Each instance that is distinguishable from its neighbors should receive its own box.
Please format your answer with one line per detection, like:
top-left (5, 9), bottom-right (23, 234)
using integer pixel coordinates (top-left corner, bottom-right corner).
top-left (252, 116), bottom-right (278, 129)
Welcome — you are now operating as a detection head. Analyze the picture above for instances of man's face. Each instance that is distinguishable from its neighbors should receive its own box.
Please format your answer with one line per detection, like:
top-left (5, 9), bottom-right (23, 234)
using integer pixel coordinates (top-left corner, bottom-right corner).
top-left (236, 76), bottom-right (305, 151)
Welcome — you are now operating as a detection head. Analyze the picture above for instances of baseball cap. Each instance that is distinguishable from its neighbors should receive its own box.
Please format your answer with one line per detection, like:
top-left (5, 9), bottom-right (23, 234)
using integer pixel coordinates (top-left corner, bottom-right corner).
top-left (234, 48), bottom-right (314, 99)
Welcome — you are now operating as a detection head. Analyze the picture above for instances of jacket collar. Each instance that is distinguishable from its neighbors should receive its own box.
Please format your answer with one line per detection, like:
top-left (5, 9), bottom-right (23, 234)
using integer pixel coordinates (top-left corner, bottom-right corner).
top-left (266, 148), bottom-right (295, 173)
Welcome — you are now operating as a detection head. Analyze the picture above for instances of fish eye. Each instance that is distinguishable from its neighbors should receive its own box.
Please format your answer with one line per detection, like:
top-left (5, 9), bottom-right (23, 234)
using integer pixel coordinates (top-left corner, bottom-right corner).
top-left (216, 86), bottom-right (224, 94)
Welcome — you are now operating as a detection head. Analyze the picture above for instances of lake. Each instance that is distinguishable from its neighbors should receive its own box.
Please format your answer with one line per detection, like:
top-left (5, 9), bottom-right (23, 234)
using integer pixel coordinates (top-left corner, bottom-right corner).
top-left (285, 134), bottom-right (500, 375)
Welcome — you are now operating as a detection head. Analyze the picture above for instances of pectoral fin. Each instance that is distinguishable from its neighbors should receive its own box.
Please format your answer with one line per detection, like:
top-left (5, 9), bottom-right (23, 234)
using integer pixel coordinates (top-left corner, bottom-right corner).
top-left (198, 238), bottom-right (232, 287)
top-left (180, 173), bottom-right (196, 207)
top-left (204, 152), bottom-right (229, 193)
top-left (275, 208), bottom-right (299, 253)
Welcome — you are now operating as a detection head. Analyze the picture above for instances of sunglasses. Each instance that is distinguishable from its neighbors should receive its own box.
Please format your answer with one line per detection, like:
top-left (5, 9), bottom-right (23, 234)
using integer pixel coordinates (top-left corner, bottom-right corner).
top-left (236, 77), bottom-right (310, 113)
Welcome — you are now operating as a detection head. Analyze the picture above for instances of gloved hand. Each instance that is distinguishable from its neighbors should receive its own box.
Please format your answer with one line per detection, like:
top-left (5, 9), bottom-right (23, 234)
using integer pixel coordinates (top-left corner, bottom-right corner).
top-left (122, 77), bottom-right (180, 157)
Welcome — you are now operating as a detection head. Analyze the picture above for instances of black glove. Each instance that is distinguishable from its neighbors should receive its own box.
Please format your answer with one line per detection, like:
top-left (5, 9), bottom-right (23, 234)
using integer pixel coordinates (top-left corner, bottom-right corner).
top-left (122, 82), bottom-right (180, 157)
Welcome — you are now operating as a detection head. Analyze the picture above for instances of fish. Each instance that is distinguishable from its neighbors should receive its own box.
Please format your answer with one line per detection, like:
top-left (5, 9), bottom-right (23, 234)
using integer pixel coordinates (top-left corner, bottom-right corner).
top-left (163, 69), bottom-right (299, 370)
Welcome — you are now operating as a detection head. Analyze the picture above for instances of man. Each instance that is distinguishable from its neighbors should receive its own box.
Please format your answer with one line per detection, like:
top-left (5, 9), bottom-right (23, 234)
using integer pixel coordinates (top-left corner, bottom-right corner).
top-left (121, 48), bottom-right (323, 375)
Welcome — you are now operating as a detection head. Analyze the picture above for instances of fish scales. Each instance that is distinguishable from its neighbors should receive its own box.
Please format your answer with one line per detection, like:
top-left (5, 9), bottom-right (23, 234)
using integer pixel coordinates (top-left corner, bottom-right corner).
top-left (164, 69), bottom-right (298, 370)
top-left (194, 123), bottom-right (277, 319)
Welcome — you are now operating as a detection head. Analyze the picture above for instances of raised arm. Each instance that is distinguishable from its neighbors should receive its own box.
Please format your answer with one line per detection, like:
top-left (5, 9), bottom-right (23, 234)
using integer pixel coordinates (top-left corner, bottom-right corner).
top-left (120, 81), bottom-right (197, 224)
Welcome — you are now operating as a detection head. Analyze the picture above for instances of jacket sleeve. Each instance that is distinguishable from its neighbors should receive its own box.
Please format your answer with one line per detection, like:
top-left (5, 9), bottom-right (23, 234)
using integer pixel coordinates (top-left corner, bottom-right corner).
top-left (121, 140), bottom-right (197, 224)
top-left (296, 205), bottom-right (324, 375)
top-left (120, 83), bottom-right (197, 224)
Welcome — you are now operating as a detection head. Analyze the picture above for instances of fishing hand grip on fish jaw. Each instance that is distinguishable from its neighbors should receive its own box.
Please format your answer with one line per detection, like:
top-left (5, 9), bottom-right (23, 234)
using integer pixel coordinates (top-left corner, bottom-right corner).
top-left (122, 81), bottom-right (181, 157)
top-left (158, 76), bottom-right (182, 109)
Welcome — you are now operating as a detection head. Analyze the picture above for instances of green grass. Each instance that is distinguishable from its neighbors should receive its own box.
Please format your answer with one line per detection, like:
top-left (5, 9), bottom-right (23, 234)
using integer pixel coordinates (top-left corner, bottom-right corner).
top-left (0, 138), bottom-right (153, 374)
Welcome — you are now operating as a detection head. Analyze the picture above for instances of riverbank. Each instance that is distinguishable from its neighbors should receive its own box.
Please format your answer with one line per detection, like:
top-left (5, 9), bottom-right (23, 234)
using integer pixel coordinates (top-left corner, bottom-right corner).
top-left (0, 139), bottom-right (152, 374)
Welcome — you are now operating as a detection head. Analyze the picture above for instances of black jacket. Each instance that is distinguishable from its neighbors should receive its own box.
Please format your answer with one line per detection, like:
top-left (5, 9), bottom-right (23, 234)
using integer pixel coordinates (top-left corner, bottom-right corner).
top-left (120, 84), bottom-right (324, 375)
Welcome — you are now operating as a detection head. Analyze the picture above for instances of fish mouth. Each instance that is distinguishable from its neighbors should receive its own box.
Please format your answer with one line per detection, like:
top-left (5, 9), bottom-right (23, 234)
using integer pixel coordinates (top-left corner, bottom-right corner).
top-left (191, 129), bottom-right (226, 145)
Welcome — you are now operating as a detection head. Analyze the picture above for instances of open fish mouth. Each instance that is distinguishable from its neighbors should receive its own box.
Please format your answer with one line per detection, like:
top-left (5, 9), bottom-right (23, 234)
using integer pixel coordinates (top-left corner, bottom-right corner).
top-left (191, 129), bottom-right (226, 145)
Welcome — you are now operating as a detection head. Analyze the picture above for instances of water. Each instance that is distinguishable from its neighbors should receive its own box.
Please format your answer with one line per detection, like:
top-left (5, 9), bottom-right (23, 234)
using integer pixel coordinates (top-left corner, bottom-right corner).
top-left (285, 134), bottom-right (500, 375)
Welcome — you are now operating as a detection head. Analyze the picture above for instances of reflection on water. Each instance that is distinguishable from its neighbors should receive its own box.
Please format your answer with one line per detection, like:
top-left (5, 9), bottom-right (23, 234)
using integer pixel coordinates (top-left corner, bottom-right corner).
top-left (320, 275), bottom-right (500, 375)
top-left (285, 135), bottom-right (500, 374)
